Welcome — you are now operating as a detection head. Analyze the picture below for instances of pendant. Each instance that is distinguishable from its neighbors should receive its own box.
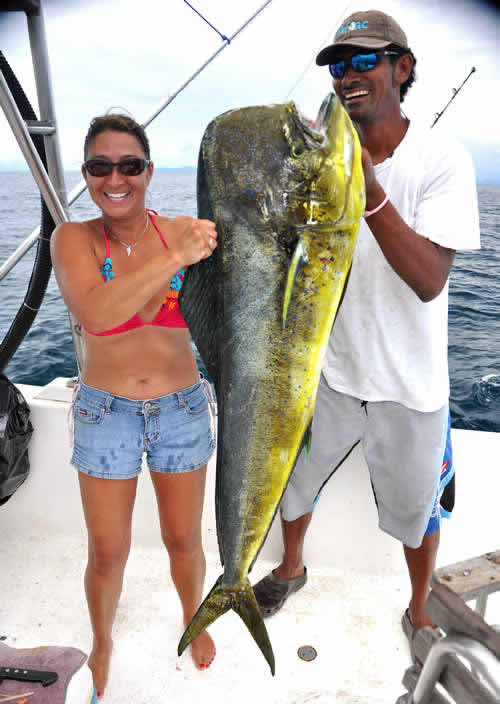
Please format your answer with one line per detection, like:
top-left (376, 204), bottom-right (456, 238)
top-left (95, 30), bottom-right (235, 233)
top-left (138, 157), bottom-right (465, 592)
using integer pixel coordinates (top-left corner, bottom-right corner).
top-left (126, 246), bottom-right (132, 256)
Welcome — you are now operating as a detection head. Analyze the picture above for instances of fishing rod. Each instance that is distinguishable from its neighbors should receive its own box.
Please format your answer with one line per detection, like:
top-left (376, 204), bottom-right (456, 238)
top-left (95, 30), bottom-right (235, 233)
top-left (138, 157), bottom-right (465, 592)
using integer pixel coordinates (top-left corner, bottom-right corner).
top-left (1, 0), bottom-right (273, 282)
top-left (66, 0), bottom-right (273, 206)
top-left (431, 67), bottom-right (476, 128)
top-left (284, 0), bottom-right (353, 100)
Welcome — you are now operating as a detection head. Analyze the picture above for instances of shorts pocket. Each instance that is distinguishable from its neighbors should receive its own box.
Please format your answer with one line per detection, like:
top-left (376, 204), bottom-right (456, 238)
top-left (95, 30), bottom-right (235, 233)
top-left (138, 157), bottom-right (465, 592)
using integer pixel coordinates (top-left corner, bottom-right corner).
top-left (182, 384), bottom-right (209, 416)
top-left (74, 395), bottom-right (105, 425)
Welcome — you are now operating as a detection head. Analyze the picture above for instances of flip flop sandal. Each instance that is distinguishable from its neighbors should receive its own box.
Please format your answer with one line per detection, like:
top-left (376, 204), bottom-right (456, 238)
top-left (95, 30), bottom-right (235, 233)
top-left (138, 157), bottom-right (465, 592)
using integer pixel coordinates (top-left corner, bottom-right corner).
top-left (401, 608), bottom-right (442, 664)
top-left (253, 567), bottom-right (307, 617)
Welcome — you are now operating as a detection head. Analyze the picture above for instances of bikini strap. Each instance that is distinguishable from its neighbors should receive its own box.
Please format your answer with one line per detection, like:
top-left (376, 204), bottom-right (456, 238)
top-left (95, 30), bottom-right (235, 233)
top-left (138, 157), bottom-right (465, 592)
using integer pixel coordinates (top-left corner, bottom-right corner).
top-left (101, 221), bottom-right (111, 258)
top-left (147, 209), bottom-right (169, 249)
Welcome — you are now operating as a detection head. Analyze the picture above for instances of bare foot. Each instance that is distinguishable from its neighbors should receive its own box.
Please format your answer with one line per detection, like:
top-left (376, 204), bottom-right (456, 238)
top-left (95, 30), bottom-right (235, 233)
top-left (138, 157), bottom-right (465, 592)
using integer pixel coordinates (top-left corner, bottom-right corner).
top-left (190, 630), bottom-right (216, 670)
top-left (88, 638), bottom-right (113, 697)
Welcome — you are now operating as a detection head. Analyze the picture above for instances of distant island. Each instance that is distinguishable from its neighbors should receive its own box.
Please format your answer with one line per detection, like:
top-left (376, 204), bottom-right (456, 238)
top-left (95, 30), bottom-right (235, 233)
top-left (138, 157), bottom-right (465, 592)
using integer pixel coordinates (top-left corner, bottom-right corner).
top-left (0, 162), bottom-right (498, 185)
top-left (154, 166), bottom-right (196, 172)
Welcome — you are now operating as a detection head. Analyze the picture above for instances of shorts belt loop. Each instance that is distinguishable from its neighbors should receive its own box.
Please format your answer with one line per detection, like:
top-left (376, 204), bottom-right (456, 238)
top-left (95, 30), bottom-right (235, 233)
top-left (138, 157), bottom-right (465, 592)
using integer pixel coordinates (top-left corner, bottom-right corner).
top-left (67, 379), bottom-right (81, 446)
top-left (199, 375), bottom-right (217, 441)
top-left (105, 395), bottom-right (113, 413)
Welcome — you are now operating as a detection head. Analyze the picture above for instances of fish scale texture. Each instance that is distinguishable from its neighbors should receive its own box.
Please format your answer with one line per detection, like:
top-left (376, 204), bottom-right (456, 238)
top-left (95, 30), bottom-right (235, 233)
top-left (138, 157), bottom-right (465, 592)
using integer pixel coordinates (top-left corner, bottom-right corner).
top-left (179, 94), bottom-right (365, 671)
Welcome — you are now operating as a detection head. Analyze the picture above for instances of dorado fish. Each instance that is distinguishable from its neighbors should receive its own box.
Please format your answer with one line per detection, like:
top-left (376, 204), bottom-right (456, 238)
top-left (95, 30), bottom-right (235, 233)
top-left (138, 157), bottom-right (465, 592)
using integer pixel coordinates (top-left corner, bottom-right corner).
top-left (178, 93), bottom-right (365, 674)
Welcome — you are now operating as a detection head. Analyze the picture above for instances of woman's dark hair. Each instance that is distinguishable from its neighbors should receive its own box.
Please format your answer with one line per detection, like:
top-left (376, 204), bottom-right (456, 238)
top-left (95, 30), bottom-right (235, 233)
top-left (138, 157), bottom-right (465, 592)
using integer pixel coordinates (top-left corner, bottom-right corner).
top-left (387, 44), bottom-right (417, 104)
top-left (83, 113), bottom-right (150, 160)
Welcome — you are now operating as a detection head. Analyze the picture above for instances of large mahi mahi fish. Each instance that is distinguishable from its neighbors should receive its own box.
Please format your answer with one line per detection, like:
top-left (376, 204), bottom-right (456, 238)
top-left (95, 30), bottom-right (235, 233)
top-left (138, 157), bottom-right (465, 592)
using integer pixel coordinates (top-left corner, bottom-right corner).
top-left (178, 93), bottom-right (365, 673)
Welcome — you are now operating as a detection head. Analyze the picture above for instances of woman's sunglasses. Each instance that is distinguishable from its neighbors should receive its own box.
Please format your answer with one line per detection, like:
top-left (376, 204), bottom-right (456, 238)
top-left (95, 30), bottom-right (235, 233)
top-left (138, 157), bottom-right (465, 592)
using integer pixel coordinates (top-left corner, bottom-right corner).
top-left (83, 157), bottom-right (151, 177)
top-left (328, 50), bottom-right (401, 80)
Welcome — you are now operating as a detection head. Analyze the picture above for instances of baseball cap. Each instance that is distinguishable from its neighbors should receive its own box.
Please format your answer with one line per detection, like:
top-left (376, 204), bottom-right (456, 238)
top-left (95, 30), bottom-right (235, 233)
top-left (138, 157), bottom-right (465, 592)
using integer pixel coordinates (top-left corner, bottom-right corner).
top-left (316, 10), bottom-right (409, 65)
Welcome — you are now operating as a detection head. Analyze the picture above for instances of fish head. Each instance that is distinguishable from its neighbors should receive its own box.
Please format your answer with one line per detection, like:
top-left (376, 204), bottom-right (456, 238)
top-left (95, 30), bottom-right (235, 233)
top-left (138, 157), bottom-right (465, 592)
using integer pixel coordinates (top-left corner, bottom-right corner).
top-left (282, 93), bottom-right (365, 229)
top-left (196, 94), bottom-right (365, 261)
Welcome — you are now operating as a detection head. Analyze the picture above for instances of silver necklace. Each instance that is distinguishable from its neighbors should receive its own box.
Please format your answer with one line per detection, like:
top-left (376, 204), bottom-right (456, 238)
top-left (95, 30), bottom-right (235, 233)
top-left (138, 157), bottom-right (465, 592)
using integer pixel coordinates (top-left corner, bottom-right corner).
top-left (106, 212), bottom-right (149, 256)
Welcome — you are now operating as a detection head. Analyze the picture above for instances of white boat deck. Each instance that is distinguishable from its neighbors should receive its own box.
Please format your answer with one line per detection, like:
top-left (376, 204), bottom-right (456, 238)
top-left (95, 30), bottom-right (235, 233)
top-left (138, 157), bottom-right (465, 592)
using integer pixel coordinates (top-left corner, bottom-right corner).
top-left (1, 380), bottom-right (499, 703)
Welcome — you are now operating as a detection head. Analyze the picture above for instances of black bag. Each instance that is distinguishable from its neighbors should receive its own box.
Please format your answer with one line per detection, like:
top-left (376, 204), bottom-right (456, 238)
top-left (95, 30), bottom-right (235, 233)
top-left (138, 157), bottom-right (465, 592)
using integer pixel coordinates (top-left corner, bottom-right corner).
top-left (0, 374), bottom-right (33, 505)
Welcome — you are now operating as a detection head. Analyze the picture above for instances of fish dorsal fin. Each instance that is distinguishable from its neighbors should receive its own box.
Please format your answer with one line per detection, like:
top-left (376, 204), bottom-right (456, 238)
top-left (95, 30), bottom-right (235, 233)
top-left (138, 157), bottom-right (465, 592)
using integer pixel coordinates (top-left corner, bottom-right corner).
top-left (283, 239), bottom-right (308, 330)
top-left (179, 137), bottom-right (221, 388)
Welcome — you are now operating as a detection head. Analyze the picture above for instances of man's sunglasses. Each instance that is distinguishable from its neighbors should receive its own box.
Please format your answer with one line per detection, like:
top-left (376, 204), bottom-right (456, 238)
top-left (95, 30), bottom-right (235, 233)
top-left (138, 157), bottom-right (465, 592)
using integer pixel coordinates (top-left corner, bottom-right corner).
top-left (83, 157), bottom-right (151, 177)
top-left (328, 50), bottom-right (401, 80)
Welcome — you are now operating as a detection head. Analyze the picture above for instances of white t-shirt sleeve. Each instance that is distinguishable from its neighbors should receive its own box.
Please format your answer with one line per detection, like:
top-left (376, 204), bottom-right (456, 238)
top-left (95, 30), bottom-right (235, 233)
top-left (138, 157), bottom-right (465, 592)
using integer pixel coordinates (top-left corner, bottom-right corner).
top-left (415, 136), bottom-right (481, 251)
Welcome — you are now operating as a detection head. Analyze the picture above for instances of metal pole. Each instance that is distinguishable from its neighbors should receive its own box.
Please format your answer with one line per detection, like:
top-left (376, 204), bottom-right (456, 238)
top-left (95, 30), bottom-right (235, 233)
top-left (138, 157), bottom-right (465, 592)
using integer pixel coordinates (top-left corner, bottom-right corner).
top-left (0, 2), bottom-right (85, 369)
top-left (29, 2), bottom-right (86, 369)
top-left (0, 71), bottom-right (67, 226)
top-left (0, 228), bottom-right (40, 282)
top-left (26, 4), bottom-right (69, 214)
top-left (65, 0), bottom-right (273, 202)
top-left (1, 0), bottom-right (273, 290)
top-left (412, 634), bottom-right (500, 703)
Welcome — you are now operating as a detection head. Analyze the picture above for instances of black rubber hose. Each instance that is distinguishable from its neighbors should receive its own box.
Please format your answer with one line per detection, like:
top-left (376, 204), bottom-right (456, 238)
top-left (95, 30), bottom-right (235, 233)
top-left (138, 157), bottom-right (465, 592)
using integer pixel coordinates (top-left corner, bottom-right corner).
top-left (0, 50), bottom-right (56, 373)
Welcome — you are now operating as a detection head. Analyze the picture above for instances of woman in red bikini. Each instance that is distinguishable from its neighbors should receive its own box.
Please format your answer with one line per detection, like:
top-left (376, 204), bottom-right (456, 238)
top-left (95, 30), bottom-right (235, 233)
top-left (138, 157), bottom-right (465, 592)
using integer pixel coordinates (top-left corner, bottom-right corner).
top-left (51, 113), bottom-right (217, 697)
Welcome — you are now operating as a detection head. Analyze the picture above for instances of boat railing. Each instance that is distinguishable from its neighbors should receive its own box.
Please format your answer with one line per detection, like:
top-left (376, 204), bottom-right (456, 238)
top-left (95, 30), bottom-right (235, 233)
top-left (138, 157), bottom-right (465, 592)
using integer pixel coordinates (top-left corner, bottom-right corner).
top-left (0, 1), bottom-right (85, 368)
top-left (0, 2), bottom-right (69, 278)
top-left (0, 0), bottom-right (272, 372)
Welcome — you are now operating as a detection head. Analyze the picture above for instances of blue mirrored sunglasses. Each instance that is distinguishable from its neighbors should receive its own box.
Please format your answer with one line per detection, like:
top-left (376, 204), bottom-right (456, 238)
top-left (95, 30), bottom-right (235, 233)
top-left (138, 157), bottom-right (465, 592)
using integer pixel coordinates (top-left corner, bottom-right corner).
top-left (328, 50), bottom-right (400, 80)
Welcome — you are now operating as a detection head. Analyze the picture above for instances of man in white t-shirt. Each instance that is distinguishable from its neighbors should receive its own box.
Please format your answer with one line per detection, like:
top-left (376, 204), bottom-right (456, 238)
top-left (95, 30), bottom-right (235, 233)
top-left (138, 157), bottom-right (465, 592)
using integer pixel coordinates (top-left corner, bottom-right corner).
top-left (253, 9), bottom-right (480, 644)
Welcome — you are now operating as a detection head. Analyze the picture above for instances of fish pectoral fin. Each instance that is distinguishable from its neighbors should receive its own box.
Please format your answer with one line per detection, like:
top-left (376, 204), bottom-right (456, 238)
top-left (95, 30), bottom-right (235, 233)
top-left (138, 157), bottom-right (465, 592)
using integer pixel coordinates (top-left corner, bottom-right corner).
top-left (283, 240), bottom-right (308, 331)
top-left (178, 576), bottom-right (276, 676)
top-left (303, 421), bottom-right (312, 459)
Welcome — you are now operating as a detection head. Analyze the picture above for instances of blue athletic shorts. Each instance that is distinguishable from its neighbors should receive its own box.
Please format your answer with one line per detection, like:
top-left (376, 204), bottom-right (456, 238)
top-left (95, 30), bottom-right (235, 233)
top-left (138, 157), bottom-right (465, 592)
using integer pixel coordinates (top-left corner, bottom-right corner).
top-left (424, 409), bottom-right (455, 536)
top-left (71, 378), bottom-right (216, 479)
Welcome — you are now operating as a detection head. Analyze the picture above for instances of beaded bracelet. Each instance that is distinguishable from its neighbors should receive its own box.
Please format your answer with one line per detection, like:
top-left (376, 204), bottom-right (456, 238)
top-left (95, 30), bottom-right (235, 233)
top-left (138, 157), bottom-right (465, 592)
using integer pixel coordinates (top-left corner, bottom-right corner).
top-left (365, 193), bottom-right (389, 217)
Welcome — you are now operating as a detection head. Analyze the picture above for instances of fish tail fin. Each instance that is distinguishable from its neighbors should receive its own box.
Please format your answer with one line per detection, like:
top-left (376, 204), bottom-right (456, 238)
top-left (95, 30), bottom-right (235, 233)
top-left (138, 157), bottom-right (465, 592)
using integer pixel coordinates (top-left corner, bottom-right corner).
top-left (233, 578), bottom-right (275, 675)
top-left (177, 576), bottom-right (231, 657)
top-left (177, 576), bottom-right (275, 675)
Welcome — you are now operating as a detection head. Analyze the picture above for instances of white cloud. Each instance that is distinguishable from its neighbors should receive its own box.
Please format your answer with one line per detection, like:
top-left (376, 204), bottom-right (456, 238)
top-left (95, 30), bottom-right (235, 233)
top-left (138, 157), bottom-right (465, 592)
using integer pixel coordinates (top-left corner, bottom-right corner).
top-left (1, 0), bottom-right (499, 171)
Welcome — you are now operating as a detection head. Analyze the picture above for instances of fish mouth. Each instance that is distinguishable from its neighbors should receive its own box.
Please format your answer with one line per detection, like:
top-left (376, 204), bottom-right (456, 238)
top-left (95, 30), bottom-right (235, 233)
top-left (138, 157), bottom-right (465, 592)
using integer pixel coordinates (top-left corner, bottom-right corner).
top-left (292, 93), bottom-right (337, 147)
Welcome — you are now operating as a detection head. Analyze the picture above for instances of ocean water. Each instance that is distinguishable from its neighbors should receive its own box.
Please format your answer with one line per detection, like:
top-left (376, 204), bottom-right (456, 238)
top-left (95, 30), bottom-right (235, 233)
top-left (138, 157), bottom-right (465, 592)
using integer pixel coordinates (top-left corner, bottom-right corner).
top-left (0, 171), bottom-right (499, 433)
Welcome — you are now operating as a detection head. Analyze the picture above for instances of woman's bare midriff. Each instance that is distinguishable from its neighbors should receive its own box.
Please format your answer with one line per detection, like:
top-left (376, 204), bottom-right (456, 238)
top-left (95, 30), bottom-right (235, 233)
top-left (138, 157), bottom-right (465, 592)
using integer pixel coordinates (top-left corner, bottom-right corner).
top-left (81, 325), bottom-right (200, 399)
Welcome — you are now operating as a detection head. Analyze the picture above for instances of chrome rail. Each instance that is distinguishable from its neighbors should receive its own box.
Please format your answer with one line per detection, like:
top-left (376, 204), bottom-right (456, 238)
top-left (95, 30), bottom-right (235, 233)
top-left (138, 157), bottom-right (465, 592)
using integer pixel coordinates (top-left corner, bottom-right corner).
top-left (25, 4), bottom-right (68, 210)
top-left (410, 632), bottom-right (500, 704)
top-left (64, 0), bottom-right (274, 212)
top-left (0, 227), bottom-right (40, 282)
top-left (0, 2), bottom-right (84, 367)
top-left (1, 0), bottom-right (273, 369)
top-left (0, 70), bottom-right (68, 227)
top-left (1, 0), bottom-right (274, 281)
top-left (1, 0), bottom-right (274, 280)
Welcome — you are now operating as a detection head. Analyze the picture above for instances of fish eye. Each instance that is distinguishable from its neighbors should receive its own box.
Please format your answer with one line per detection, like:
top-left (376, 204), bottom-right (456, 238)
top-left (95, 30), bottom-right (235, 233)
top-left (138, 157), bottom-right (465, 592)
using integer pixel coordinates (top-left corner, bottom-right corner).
top-left (291, 143), bottom-right (305, 158)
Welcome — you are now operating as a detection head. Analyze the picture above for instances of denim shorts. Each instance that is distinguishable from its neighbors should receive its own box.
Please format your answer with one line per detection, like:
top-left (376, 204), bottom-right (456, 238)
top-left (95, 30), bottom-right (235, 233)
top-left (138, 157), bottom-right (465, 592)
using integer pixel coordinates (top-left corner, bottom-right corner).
top-left (71, 378), bottom-right (216, 479)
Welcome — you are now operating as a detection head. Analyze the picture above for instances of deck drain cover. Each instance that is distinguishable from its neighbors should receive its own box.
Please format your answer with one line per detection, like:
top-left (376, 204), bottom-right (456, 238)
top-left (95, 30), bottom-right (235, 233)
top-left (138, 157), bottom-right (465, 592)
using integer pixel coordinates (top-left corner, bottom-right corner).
top-left (297, 645), bottom-right (317, 661)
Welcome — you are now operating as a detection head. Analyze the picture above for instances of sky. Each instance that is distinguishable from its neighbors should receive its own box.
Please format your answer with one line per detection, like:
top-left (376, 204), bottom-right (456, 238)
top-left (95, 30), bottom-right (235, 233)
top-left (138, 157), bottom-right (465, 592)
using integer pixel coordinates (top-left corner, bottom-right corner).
top-left (1, 0), bottom-right (499, 183)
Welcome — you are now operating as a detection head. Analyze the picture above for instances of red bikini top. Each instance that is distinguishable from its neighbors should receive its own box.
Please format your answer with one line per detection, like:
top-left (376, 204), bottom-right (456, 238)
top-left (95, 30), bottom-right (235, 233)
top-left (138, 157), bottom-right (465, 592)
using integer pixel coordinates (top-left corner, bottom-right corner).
top-left (84, 210), bottom-right (187, 336)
